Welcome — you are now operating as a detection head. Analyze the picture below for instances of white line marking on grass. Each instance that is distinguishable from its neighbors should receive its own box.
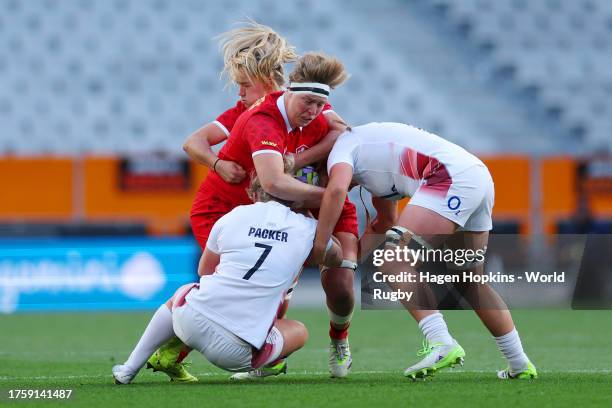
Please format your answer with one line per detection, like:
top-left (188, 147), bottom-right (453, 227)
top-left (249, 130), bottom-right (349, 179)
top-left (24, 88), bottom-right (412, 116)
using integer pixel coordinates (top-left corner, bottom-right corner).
top-left (2, 369), bottom-right (610, 381)
top-left (0, 374), bottom-right (111, 381)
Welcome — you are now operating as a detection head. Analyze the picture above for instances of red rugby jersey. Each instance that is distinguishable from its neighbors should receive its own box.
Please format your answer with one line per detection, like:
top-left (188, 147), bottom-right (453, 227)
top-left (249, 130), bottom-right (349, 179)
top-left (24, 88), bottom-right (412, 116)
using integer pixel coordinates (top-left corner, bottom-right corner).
top-left (212, 100), bottom-right (247, 136)
top-left (214, 99), bottom-right (333, 155)
top-left (195, 91), bottom-right (332, 208)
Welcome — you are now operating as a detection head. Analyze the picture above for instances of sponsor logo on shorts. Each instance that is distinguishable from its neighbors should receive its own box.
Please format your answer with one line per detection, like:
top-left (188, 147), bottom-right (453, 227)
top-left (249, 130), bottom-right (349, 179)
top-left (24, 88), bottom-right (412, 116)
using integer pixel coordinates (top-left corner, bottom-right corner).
top-left (448, 195), bottom-right (461, 215)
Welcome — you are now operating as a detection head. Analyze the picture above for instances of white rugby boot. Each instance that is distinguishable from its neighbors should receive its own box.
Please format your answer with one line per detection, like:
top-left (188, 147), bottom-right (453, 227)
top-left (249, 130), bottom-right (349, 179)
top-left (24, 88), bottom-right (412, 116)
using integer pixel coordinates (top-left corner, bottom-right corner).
top-left (112, 364), bottom-right (138, 385)
top-left (329, 338), bottom-right (352, 378)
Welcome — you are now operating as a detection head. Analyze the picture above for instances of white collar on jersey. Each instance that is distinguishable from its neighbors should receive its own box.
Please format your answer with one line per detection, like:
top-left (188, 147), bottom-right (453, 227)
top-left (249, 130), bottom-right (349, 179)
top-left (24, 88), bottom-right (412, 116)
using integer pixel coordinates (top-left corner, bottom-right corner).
top-left (276, 93), bottom-right (293, 133)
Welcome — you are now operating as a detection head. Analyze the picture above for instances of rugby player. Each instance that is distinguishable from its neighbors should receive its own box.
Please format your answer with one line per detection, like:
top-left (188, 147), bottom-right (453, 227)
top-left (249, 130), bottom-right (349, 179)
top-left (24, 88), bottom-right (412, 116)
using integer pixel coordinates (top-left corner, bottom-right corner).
top-left (112, 161), bottom-right (345, 384)
top-left (197, 52), bottom-right (357, 379)
top-left (150, 24), bottom-right (358, 380)
top-left (312, 122), bottom-right (537, 380)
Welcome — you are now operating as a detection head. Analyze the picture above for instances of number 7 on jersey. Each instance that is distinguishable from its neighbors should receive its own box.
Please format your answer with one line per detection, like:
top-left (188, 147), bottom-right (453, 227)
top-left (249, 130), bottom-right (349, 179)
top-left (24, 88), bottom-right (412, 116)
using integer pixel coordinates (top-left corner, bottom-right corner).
top-left (242, 243), bottom-right (273, 280)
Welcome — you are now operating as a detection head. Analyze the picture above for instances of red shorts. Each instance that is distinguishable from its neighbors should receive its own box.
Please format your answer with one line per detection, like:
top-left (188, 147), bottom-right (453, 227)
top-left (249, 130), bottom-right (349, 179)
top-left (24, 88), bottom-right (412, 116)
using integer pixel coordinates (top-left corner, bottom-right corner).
top-left (311, 198), bottom-right (359, 239)
top-left (190, 189), bottom-right (241, 250)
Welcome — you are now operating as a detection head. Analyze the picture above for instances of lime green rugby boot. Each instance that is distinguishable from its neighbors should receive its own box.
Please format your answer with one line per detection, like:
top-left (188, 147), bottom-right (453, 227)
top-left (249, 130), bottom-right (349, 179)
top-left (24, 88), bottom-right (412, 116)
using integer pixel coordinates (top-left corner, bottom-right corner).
top-left (497, 361), bottom-right (538, 379)
top-left (146, 336), bottom-right (198, 383)
top-left (404, 339), bottom-right (465, 380)
top-left (230, 359), bottom-right (288, 381)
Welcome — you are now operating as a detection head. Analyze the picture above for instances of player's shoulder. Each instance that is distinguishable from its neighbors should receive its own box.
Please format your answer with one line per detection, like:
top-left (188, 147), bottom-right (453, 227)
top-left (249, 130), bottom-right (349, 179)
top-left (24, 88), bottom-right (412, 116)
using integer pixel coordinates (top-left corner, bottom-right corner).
top-left (247, 91), bottom-right (283, 113)
top-left (215, 101), bottom-right (248, 132)
top-left (228, 203), bottom-right (258, 216)
top-left (333, 128), bottom-right (360, 150)
top-left (328, 129), bottom-right (360, 170)
top-left (239, 93), bottom-right (284, 128)
top-left (285, 208), bottom-right (317, 232)
top-left (217, 100), bottom-right (247, 119)
top-left (341, 122), bottom-right (410, 144)
top-left (229, 100), bottom-right (248, 113)
top-left (252, 202), bottom-right (316, 227)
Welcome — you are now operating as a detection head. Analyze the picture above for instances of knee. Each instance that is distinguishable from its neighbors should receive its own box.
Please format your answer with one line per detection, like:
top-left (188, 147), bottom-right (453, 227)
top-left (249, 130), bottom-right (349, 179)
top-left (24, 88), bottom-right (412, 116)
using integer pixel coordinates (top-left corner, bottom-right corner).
top-left (334, 232), bottom-right (359, 260)
top-left (294, 321), bottom-right (309, 346)
top-left (322, 273), bottom-right (354, 306)
top-left (322, 269), bottom-right (354, 293)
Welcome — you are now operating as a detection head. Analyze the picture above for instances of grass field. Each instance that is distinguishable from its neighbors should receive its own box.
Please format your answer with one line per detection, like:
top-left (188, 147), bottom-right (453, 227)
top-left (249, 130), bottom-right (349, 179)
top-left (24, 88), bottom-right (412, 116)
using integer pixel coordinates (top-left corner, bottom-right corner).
top-left (1, 309), bottom-right (612, 407)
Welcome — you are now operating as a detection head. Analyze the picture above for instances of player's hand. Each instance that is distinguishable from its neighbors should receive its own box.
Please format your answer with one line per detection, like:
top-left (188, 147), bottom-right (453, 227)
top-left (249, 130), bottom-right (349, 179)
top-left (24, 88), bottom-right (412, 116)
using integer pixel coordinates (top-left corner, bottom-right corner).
top-left (216, 160), bottom-right (246, 184)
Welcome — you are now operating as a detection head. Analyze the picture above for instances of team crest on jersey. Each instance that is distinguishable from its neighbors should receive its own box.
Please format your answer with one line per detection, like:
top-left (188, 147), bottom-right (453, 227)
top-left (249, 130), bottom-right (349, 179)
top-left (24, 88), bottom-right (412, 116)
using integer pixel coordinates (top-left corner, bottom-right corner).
top-left (261, 140), bottom-right (278, 147)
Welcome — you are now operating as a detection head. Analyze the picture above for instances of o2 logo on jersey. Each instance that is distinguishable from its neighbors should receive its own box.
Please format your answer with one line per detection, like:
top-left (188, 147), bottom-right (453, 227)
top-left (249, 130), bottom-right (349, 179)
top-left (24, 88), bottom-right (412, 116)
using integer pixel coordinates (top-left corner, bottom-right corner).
top-left (447, 196), bottom-right (461, 215)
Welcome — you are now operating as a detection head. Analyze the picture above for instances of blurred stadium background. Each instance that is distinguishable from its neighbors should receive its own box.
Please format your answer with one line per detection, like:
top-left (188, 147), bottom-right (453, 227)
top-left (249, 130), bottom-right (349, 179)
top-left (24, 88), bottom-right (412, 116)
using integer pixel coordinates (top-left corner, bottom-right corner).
top-left (0, 0), bottom-right (611, 314)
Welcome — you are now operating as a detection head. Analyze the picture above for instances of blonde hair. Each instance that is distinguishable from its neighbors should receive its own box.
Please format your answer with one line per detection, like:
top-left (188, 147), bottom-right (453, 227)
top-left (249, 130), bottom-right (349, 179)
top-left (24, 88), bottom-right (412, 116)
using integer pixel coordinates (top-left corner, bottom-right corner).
top-left (288, 52), bottom-right (350, 89)
top-left (218, 20), bottom-right (297, 90)
top-left (247, 155), bottom-right (295, 203)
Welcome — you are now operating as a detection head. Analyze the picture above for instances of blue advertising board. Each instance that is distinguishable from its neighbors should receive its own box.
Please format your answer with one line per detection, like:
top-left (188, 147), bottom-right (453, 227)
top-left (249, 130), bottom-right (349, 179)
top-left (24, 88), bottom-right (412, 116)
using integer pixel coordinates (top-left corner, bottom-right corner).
top-left (0, 237), bottom-right (200, 313)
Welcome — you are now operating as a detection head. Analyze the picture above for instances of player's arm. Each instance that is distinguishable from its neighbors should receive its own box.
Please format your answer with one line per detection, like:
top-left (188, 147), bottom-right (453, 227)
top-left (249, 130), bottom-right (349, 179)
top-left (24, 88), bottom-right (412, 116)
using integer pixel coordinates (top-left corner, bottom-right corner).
top-left (294, 111), bottom-right (348, 169)
top-left (183, 123), bottom-right (246, 184)
top-left (197, 248), bottom-right (221, 277)
top-left (312, 163), bottom-right (353, 264)
top-left (253, 153), bottom-right (325, 206)
top-left (370, 197), bottom-right (399, 232)
top-left (305, 235), bottom-right (342, 268)
top-left (359, 197), bottom-right (399, 260)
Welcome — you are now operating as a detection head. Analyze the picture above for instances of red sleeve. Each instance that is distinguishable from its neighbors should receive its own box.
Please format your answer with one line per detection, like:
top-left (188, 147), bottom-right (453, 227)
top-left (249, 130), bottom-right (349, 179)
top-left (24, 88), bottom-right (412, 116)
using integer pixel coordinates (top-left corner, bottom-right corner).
top-left (322, 102), bottom-right (333, 113)
top-left (243, 114), bottom-right (286, 157)
top-left (214, 101), bottom-right (246, 136)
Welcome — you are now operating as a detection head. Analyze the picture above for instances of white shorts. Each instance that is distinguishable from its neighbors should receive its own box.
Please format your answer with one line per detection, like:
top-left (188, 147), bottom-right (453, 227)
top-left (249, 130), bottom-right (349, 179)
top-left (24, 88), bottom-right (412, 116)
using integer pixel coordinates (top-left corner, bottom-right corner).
top-left (171, 285), bottom-right (284, 372)
top-left (409, 164), bottom-right (494, 232)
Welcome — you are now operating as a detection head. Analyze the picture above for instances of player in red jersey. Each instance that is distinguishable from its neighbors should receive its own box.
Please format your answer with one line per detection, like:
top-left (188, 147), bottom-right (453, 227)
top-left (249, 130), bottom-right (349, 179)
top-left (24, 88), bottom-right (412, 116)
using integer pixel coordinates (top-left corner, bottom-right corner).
top-left (148, 23), bottom-right (357, 380)
top-left (146, 22), bottom-right (301, 383)
top-left (183, 21), bottom-right (297, 185)
top-left (195, 53), bottom-right (358, 379)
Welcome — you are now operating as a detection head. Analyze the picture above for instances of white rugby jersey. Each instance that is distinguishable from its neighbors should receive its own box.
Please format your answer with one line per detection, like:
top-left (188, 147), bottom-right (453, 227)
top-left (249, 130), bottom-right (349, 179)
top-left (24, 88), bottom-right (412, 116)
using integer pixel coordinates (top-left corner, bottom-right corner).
top-left (327, 122), bottom-right (485, 199)
top-left (185, 201), bottom-right (316, 349)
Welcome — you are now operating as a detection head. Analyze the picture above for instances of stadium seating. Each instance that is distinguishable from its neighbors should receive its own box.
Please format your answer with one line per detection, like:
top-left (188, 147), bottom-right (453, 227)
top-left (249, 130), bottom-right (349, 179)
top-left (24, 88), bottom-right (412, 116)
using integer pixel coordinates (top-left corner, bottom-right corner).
top-left (1, 0), bottom-right (609, 153)
top-left (0, 0), bottom-right (499, 155)
top-left (428, 0), bottom-right (612, 152)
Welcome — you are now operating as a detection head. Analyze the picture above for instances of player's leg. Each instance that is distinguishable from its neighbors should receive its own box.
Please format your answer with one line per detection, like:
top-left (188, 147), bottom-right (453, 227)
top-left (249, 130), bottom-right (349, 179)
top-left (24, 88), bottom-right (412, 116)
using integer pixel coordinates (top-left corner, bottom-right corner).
top-left (228, 275), bottom-right (300, 381)
top-left (321, 230), bottom-right (358, 378)
top-left (230, 319), bottom-right (308, 381)
top-left (146, 207), bottom-right (227, 381)
top-left (384, 204), bottom-right (466, 379)
top-left (112, 284), bottom-right (196, 384)
top-left (445, 231), bottom-right (537, 379)
top-left (275, 319), bottom-right (309, 357)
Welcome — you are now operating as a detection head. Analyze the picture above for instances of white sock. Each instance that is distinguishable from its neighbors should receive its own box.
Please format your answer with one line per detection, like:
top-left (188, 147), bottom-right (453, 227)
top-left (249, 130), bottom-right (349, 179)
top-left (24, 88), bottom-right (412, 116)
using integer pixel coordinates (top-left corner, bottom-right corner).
top-left (328, 308), bottom-right (353, 328)
top-left (418, 312), bottom-right (453, 345)
top-left (124, 305), bottom-right (175, 372)
top-left (495, 328), bottom-right (529, 374)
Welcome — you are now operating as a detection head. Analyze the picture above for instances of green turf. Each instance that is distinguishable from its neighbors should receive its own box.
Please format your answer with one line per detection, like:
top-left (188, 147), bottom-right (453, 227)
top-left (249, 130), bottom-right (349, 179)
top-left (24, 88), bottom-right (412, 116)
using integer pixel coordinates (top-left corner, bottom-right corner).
top-left (1, 309), bottom-right (611, 407)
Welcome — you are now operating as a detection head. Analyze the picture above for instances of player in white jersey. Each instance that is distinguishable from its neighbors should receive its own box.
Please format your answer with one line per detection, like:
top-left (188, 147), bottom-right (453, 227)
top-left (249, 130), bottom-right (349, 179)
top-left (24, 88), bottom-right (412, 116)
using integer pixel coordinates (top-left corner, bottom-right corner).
top-left (312, 122), bottom-right (537, 380)
top-left (112, 164), bottom-right (344, 384)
